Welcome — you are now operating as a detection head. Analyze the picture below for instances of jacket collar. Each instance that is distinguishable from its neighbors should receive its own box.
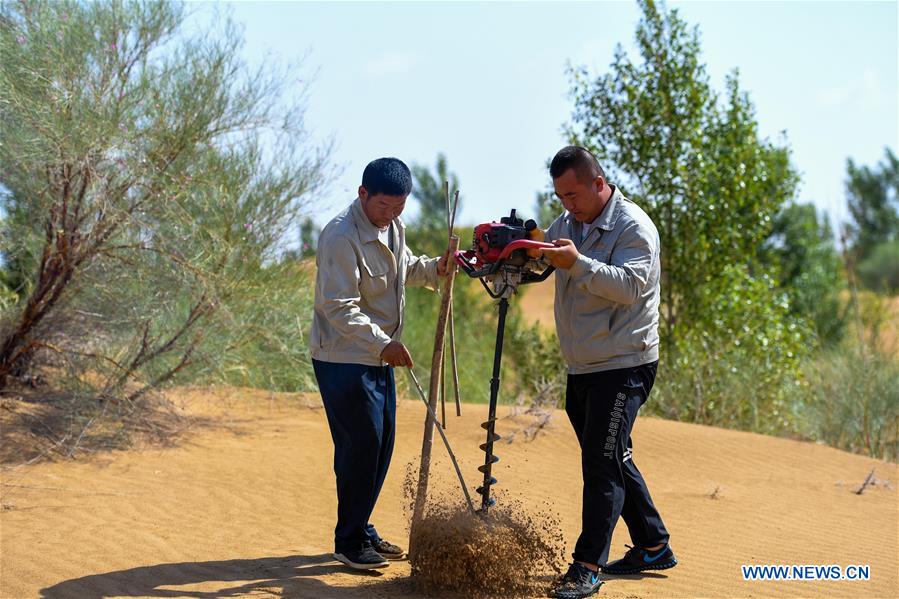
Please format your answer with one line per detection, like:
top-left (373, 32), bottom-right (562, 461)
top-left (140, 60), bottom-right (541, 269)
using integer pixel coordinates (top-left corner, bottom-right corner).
top-left (351, 197), bottom-right (405, 244)
top-left (595, 185), bottom-right (623, 231)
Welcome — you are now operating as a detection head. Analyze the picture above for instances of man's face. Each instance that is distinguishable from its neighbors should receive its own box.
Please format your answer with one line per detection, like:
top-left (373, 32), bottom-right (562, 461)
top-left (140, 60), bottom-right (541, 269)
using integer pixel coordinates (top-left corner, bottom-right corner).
top-left (552, 169), bottom-right (605, 223)
top-left (359, 186), bottom-right (407, 228)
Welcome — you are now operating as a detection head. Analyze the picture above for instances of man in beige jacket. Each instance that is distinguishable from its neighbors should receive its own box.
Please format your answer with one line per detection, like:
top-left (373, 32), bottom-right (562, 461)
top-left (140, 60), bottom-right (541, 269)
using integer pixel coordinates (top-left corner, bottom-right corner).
top-left (310, 157), bottom-right (448, 570)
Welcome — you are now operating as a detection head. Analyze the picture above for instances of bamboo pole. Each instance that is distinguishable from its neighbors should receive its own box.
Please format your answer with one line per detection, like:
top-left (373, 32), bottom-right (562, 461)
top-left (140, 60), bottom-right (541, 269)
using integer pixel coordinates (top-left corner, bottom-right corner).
top-left (440, 335), bottom-right (446, 428)
top-left (440, 183), bottom-right (452, 428)
top-left (449, 300), bottom-right (461, 417)
top-left (448, 189), bottom-right (462, 417)
top-left (438, 185), bottom-right (462, 425)
top-left (411, 233), bottom-right (460, 530)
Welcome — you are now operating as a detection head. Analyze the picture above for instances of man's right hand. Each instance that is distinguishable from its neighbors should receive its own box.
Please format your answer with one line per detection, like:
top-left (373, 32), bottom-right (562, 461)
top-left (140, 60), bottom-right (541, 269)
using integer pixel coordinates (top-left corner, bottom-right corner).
top-left (380, 341), bottom-right (413, 368)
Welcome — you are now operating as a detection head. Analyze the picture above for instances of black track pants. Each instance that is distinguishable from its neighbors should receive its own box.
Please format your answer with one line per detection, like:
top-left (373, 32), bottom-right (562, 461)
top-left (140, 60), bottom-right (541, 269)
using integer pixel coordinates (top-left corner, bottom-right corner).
top-left (565, 361), bottom-right (670, 566)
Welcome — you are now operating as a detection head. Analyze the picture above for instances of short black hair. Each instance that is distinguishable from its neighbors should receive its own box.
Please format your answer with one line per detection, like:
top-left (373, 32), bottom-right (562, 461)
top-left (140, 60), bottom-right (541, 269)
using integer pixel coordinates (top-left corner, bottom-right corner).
top-left (549, 145), bottom-right (605, 184)
top-left (361, 157), bottom-right (413, 196)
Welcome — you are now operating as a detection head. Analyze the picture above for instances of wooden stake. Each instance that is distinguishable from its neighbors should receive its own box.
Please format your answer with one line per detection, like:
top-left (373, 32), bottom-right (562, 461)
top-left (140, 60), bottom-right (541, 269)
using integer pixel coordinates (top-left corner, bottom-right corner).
top-left (411, 234), bottom-right (460, 530)
top-left (448, 189), bottom-right (462, 417)
top-left (855, 468), bottom-right (876, 495)
top-left (440, 335), bottom-right (446, 428)
top-left (439, 181), bottom-right (452, 429)
top-left (449, 303), bottom-right (461, 417)
top-left (450, 189), bottom-right (460, 231)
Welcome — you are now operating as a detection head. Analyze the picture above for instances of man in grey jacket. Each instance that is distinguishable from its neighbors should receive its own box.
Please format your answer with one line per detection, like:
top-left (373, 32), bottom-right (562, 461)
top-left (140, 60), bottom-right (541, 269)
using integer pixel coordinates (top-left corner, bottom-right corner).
top-left (310, 157), bottom-right (448, 570)
top-left (540, 146), bottom-right (675, 599)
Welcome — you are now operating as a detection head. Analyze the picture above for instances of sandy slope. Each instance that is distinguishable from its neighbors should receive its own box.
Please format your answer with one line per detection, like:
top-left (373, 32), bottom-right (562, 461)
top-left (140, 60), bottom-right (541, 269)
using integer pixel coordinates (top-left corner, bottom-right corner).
top-left (1, 386), bottom-right (896, 599)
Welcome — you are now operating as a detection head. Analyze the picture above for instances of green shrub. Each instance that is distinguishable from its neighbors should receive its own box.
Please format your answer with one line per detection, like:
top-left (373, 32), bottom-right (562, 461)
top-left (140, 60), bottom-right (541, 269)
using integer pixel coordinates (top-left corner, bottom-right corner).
top-left (504, 315), bottom-right (566, 408)
top-left (858, 240), bottom-right (899, 294)
top-left (398, 277), bottom-right (499, 407)
top-left (648, 264), bottom-right (809, 434)
top-left (800, 342), bottom-right (898, 461)
top-left (185, 259), bottom-right (319, 392)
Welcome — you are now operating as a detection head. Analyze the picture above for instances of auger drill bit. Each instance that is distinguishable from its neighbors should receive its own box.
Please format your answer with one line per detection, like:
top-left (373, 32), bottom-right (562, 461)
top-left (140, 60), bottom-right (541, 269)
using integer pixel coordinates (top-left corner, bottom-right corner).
top-left (477, 419), bottom-right (501, 509)
top-left (476, 296), bottom-right (509, 512)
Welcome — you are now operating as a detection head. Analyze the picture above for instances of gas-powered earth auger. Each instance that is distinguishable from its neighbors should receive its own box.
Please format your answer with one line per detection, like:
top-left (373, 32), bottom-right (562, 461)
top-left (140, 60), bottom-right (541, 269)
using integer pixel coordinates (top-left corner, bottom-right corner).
top-left (454, 209), bottom-right (556, 512)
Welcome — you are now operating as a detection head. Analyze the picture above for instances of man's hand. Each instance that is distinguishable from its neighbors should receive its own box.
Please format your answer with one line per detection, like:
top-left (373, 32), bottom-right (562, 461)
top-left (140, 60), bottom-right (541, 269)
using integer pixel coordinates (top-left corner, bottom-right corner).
top-left (381, 341), bottom-right (414, 368)
top-left (540, 238), bottom-right (580, 270)
top-left (437, 249), bottom-right (455, 277)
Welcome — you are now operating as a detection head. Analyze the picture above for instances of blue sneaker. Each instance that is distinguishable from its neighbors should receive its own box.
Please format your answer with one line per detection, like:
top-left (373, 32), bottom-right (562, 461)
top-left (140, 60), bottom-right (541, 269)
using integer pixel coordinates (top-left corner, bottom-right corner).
top-left (552, 562), bottom-right (603, 598)
top-left (602, 543), bottom-right (677, 575)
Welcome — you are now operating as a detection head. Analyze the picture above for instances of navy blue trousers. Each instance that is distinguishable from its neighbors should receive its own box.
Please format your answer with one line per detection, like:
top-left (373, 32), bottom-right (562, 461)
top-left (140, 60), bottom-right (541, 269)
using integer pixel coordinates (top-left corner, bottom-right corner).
top-left (312, 359), bottom-right (396, 554)
top-left (566, 361), bottom-right (670, 566)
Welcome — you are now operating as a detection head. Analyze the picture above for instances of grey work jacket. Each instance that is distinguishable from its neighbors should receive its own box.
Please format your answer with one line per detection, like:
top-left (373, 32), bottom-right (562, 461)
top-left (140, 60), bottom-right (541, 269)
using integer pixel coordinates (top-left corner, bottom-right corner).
top-left (544, 186), bottom-right (661, 374)
top-left (310, 198), bottom-right (439, 366)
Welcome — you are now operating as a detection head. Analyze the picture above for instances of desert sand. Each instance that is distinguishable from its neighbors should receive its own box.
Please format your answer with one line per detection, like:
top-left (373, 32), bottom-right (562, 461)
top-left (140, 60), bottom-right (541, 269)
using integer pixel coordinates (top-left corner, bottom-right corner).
top-left (1, 384), bottom-right (896, 598)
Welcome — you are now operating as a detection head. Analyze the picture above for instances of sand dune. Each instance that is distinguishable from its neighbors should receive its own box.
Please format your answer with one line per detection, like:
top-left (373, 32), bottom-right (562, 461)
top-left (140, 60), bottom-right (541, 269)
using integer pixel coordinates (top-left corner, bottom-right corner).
top-left (1, 385), bottom-right (896, 598)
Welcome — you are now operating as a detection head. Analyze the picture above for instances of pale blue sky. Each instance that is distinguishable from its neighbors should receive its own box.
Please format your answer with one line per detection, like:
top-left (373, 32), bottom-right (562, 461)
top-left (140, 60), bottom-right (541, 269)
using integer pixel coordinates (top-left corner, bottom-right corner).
top-left (193, 0), bottom-right (898, 233)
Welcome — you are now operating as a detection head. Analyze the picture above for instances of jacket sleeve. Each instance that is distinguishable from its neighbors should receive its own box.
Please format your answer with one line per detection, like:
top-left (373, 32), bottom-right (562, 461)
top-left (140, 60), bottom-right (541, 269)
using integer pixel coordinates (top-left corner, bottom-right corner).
top-left (404, 244), bottom-right (440, 291)
top-left (568, 220), bottom-right (657, 305)
top-left (316, 234), bottom-right (393, 359)
top-left (543, 215), bottom-right (564, 243)
top-left (535, 214), bottom-right (565, 270)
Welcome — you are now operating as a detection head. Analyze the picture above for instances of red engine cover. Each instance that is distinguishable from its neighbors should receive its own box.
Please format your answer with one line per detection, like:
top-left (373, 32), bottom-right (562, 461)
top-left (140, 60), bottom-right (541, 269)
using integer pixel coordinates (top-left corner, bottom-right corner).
top-left (473, 222), bottom-right (507, 264)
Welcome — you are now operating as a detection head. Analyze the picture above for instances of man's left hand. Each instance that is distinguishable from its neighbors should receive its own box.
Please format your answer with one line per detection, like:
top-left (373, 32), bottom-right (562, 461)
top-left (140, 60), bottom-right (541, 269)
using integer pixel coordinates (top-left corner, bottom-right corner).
top-left (437, 250), bottom-right (455, 277)
top-left (540, 238), bottom-right (580, 270)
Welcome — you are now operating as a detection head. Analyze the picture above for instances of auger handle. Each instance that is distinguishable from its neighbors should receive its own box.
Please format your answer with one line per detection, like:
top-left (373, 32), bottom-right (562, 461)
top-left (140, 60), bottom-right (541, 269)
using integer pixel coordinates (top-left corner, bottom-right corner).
top-left (453, 249), bottom-right (480, 273)
top-left (495, 239), bottom-right (556, 261)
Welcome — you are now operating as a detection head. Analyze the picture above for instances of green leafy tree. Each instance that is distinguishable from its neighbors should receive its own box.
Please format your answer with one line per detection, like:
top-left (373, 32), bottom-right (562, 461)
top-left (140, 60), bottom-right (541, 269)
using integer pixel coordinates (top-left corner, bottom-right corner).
top-left (845, 148), bottom-right (899, 262)
top-left (0, 1), bottom-right (330, 436)
top-left (858, 239), bottom-right (899, 294)
top-left (534, 190), bottom-right (561, 231)
top-left (565, 0), bottom-right (807, 429)
top-left (762, 202), bottom-right (846, 344)
top-left (845, 148), bottom-right (899, 293)
top-left (408, 153), bottom-right (460, 256)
